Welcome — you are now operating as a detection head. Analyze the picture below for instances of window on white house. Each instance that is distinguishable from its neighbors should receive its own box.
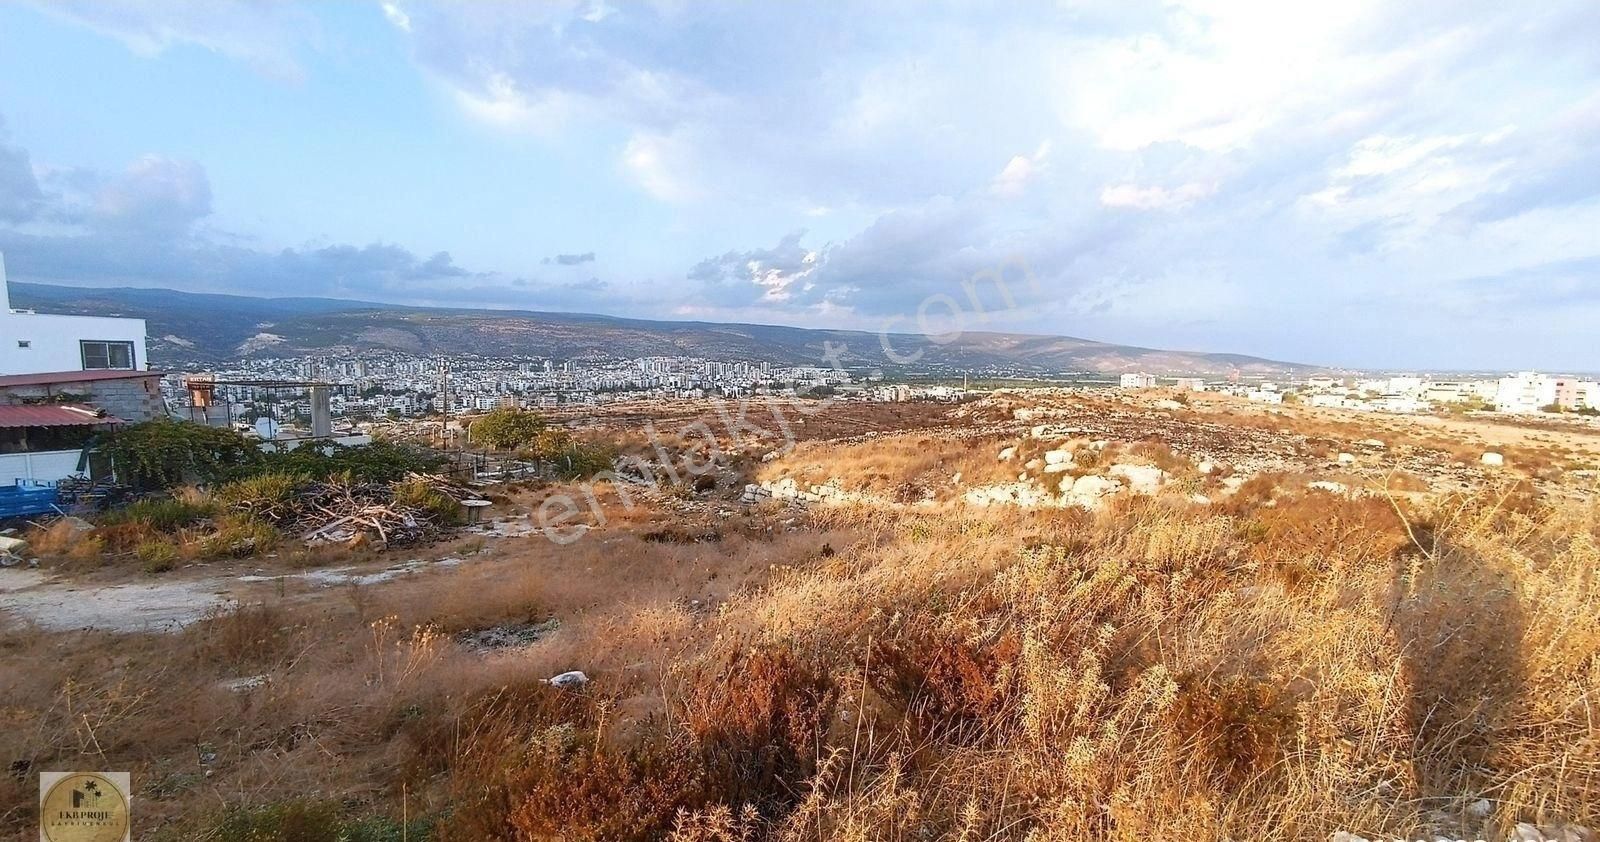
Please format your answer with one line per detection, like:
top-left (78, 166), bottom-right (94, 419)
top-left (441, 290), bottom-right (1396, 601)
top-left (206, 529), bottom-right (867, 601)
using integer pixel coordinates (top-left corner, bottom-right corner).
top-left (81, 340), bottom-right (135, 370)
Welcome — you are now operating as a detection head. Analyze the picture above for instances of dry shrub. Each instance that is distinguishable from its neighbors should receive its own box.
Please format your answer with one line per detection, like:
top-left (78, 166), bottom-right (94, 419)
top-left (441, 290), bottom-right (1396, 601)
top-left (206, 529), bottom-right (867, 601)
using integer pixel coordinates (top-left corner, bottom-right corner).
top-left (678, 644), bottom-right (842, 807)
top-left (1126, 439), bottom-right (1189, 474)
top-left (865, 620), bottom-right (1019, 742)
top-left (1171, 676), bottom-right (1297, 788)
top-left (433, 685), bottom-right (703, 842)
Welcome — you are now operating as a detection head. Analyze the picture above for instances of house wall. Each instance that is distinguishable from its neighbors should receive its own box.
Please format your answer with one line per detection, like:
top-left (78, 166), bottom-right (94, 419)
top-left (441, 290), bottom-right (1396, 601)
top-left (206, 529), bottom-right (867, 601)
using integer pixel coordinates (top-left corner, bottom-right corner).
top-left (0, 253), bottom-right (149, 376)
top-left (0, 449), bottom-right (84, 484)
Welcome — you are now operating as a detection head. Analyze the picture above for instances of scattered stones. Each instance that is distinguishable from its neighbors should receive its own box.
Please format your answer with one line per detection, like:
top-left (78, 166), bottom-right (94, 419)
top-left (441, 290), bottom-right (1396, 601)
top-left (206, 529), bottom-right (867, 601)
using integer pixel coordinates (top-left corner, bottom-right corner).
top-left (1358, 438), bottom-right (1387, 450)
top-left (1307, 480), bottom-right (1349, 495)
top-left (458, 619), bottom-right (561, 652)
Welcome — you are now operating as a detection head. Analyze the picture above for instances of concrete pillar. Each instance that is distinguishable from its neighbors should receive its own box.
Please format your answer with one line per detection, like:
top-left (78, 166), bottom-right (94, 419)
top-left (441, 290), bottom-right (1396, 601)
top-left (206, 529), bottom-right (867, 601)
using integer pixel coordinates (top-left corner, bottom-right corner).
top-left (309, 385), bottom-right (332, 438)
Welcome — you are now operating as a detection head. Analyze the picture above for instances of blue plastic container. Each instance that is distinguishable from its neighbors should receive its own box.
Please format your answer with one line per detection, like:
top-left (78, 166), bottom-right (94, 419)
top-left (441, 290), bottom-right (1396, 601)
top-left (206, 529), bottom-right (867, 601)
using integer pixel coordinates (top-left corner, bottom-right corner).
top-left (0, 480), bottom-right (60, 518)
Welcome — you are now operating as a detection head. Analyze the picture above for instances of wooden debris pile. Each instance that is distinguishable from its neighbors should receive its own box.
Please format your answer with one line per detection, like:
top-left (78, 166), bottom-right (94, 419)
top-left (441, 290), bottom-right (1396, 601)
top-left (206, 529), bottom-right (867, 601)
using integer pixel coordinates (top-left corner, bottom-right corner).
top-left (227, 473), bottom-right (479, 549)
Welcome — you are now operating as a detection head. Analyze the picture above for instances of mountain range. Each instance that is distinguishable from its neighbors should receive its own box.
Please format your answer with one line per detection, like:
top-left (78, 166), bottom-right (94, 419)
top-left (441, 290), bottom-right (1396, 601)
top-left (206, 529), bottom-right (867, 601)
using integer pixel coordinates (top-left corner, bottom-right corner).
top-left (8, 282), bottom-right (1314, 376)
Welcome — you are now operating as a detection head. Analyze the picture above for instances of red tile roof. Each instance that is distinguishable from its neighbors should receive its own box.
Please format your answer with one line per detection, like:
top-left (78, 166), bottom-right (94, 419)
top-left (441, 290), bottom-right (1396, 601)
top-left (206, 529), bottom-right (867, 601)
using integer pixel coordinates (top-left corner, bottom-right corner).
top-left (0, 369), bottom-right (164, 388)
top-left (0, 403), bottom-right (125, 428)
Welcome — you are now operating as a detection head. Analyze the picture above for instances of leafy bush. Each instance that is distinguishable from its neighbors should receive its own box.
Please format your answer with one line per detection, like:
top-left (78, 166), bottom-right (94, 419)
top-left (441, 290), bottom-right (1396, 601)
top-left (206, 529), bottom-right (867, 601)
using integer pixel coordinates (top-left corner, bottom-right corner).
top-left (518, 428), bottom-right (615, 479)
top-left (100, 496), bottom-right (217, 531)
top-left (545, 442), bottom-right (616, 480)
top-left (393, 479), bottom-right (463, 526)
top-left (469, 407), bottom-right (547, 450)
top-left (200, 514), bottom-right (279, 559)
top-left (216, 472), bottom-right (312, 523)
top-left (105, 421), bottom-right (262, 490)
top-left (135, 538), bottom-right (180, 573)
top-left (252, 441), bottom-right (445, 484)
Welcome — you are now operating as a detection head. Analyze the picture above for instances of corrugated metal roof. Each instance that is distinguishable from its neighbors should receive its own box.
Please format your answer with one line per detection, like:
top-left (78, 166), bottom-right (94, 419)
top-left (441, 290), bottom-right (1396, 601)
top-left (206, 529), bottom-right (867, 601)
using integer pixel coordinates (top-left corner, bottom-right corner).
top-left (0, 404), bottom-right (125, 428)
top-left (0, 369), bottom-right (163, 388)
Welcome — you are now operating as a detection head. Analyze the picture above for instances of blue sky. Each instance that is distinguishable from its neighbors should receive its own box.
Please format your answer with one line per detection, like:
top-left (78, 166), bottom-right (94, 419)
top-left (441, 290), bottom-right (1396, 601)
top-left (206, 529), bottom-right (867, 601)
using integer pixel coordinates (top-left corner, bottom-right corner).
top-left (0, 1), bottom-right (1597, 371)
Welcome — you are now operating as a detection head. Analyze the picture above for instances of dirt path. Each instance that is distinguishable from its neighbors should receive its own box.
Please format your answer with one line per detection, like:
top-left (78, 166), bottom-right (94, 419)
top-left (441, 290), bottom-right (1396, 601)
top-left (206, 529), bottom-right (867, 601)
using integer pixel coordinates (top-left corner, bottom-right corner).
top-left (0, 554), bottom-right (483, 634)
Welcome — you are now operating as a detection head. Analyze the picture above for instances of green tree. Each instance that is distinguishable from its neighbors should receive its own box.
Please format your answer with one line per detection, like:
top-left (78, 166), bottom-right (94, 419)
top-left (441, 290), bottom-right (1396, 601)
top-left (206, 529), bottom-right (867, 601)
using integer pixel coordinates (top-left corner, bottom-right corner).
top-left (469, 407), bottom-right (548, 450)
top-left (104, 420), bottom-right (263, 490)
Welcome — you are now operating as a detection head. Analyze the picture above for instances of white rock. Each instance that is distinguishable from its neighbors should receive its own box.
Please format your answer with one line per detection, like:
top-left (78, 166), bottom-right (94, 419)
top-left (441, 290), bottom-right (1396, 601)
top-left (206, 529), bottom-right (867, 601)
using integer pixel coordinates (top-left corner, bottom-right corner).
top-left (218, 675), bottom-right (270, 693)
top-left (0, 535), bottom-right (28, 554)
top-left (1108, 464), bottom-right (1168, 495)
top-left (1481, 451), bottom-right (1505, 467)
top-left (1329, 833), bottom-right (1370, 842)
top-left (1062, 474), bottom-right (1123, 508)
top-left (997, 446), bottom-right (1017, 461)
top-left (1043, 449), bottom-right (1073, 466)
top-left (1024, 458), bottom-right (1043, 470)
top-left (544, 671), bottom-right (589, 690)
top-left (1358, 438), bottom-right (1386, 450)
top-left (1042, 463), bottom-right (1072, 474)
top-left (1189, 493), bottom-right (1211, 505)
top-left (1197, 460), bottom-right (1215, 474)
top-left (1154, 399), bottom-right (1184, 410)
top-left (1308, 480), bottom-right (1348, 495)
top-left (1337, 452), bottom-right (1356, 464)
top-left (1089, 439), bottom-right (1109, 451)
top-left (1466, 798), bottom-right (1493, 820)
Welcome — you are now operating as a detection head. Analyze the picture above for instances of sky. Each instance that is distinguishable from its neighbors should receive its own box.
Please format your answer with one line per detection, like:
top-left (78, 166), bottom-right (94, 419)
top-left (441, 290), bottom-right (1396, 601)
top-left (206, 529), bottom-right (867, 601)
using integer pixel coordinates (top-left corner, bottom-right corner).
top-left (0, 0), bottom-right (1597, 371)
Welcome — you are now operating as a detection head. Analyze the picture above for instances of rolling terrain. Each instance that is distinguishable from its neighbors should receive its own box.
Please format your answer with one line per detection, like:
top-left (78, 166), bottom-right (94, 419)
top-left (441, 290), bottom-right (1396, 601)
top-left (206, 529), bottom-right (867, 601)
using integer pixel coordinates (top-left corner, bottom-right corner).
top-left (9, 282), bottom-right (1312, 375)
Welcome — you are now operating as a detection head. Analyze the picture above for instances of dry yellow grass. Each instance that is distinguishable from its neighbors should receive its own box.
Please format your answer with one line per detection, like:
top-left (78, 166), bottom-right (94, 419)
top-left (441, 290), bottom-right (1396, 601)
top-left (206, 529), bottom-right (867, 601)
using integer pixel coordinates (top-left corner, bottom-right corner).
top-left (0, 460), bottom-right (1595, 840)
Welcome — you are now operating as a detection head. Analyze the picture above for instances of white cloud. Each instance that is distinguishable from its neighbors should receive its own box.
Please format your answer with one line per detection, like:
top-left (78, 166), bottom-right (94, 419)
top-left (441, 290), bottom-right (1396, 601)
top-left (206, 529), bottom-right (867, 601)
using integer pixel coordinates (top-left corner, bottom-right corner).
top-left (28, 0), bottom-right (319, 81)
top-left (1100, 182), bottom-right (1214, 211)
top-left (620, 131), bottom-right (701, 202)
top-left (991, 142), bottom-right (1052, 198)
top-left (380, 2), bottom-right (411, 32)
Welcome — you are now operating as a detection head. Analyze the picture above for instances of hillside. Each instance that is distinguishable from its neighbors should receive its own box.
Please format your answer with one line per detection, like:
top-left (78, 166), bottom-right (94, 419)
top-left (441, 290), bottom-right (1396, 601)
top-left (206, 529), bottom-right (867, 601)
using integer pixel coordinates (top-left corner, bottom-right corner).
top-left (8, 282), bottom-right (1312, 376)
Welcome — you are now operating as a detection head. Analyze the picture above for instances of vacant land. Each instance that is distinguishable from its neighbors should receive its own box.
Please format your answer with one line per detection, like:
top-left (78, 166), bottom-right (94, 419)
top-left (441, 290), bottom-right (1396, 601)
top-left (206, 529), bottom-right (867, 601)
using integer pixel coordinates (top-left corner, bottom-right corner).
top-left (1, 391), bottom-right (1596, 841)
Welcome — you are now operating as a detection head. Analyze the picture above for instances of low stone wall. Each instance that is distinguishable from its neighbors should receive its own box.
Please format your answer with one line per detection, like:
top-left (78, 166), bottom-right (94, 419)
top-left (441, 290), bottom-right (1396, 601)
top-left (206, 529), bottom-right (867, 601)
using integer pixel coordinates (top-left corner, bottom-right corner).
top-left (1, 374), bottom-right (165, 423)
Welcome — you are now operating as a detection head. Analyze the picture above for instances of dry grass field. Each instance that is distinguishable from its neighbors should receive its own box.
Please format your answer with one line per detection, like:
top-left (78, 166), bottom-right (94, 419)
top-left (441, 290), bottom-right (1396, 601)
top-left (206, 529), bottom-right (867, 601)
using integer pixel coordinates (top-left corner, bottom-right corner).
top-left (1, 391), bottom-right (1596, 841)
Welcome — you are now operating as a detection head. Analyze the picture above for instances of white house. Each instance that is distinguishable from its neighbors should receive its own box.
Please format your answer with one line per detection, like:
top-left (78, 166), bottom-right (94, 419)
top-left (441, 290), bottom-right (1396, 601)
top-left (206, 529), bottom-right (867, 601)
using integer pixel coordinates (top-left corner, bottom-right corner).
top-left (1, 255), bottom-right (149, 376)
top-left (1495, 372), bottom-right (1558, 414)
top-left (1120, 372), bottom-right (1157, 389)
top-left (1, 252), bottom-right (161, 485)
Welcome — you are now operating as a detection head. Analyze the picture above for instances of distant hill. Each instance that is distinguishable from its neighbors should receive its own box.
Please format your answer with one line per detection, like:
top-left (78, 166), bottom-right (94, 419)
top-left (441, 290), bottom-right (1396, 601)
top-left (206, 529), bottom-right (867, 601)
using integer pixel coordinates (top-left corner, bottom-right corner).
top-left (8, 282), bottom-right (1313, 376)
